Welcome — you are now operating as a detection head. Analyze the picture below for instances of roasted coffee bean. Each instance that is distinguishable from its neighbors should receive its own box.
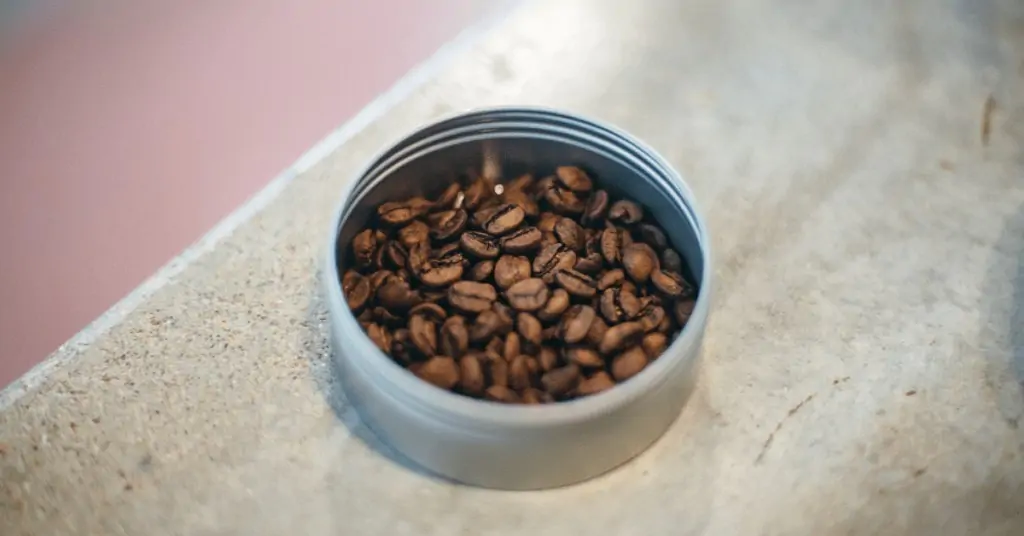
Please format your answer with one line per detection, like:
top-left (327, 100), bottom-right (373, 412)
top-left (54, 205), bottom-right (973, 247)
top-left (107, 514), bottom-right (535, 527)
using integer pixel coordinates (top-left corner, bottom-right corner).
top-left (521, 388), bottom-right (552, 404)
top-left (503, 332), bottom-right (522, 362)
top-left (409, 302), bottom-right (447, 322)
top-left (674, 299), bottom-right (696, 326)
top-left (365, 323), bottom-right (391, 353)
top-left (608, 199), bottom-right (644, 225)
top-left (554, 269), bottom-right (597, 298)
top-left (440, 316), bottom-right (469, 358)
top-left (458, 354), bottom-right (485, 395)
top-left (555, 166), bottom-right (593, 193)
top-left (475, 204), bottom-right (525, 236)
top-left (415, 356), bottom-right (460, 389)
top-left (506, 278), bottom-right (550, 312)
top-left (642, 332), bottom-right (669, 359)
top-left (500, 226), bottom-right (543, 253)
top-left (537, 212), bottom-right (561, 233)
top-left (597, 269), bottom-right (626, 291)
top-left (418, 257), bottom-right (464, 287)
top-left (509, 355), bottom-right (532, 390)
top-left (469, 310), bottom-right (503, 343)
top-left (345, 164), bottom-right (697, 404)
top-left (565, 346), bottom-right (604, 368)
top-left (559, 305), bottom-right (596, 344)
top-left (541, 364), bottom-right (581, 396)
top-left (429, 209), bottom-right (468, 241)
top-left (611, 346), bottom-right (648, 381)
top-left (467, 260), bottom-right (495, 282)
top-left (485, 385), bottom-right (520, 403)
top-left (408, 315), bottom-right (438, 357)
top-left (599, 321), bottom-right (645, 355)
top-left (448, 281), bottom-right (497, 313)
top-left (342, 270), bottom-right (371, 312)
top-left (538, 347), bottom-right (559, 371)
top-left (460, 231), bottom-right (500, 259)
top-left (533, 243), bottom-right (577, 283)
top-left (352, 229), bottom-right (380, 268)
top-left (554, 217), bottom-right (586, 252)
top-left (581, 190), bottom-right (609, 226)
top-left (516, 313), bottom-right (543, 345)
top-left (494, 255), bottom-right (532, 290)
top-left (577, 371), bottom-right (615, 396)
top-left (586, 316), bottom-right (609, 347)
top-left (377, 280), bottom-right (421, 311)
top-left (651, 269), bottom-right (693, 298)
top-left (537, 288), bottom-right (571, 322)
top-left (544, 184), bottom-right (586, 214)
top-left (378, 197), bottom-right (433, 226)
top-left (462, 178), bottom-right (489, 210)
top-left (661, 249), bottom-right (684, 274)
top-left (622, 243), bottom-right (657, 283)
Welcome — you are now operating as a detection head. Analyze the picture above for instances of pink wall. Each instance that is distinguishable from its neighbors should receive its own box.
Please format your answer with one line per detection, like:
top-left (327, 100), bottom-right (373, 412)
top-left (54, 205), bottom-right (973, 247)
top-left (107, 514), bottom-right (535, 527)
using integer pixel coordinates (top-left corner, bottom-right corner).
top-left (0, 1), bottom-right (491, 388)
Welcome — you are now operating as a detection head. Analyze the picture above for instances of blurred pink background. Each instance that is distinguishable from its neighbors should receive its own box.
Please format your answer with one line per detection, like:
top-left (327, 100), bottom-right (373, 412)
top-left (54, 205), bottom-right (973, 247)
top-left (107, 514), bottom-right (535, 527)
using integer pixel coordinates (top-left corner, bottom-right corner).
top-left (0, 1), bottom-right (491, 388)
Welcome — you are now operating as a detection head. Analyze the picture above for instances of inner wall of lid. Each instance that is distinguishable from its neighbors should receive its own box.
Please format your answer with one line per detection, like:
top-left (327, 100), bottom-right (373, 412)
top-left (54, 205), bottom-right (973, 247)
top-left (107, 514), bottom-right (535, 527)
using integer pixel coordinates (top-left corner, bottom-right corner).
top-left (336, 135), bottom-right (704, 286)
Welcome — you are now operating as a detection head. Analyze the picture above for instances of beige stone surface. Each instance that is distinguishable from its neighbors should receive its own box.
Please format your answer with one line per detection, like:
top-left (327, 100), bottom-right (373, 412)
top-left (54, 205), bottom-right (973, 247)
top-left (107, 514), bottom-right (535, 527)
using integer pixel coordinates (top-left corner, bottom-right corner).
top-left (2, 0), bottom-right (1024, 534)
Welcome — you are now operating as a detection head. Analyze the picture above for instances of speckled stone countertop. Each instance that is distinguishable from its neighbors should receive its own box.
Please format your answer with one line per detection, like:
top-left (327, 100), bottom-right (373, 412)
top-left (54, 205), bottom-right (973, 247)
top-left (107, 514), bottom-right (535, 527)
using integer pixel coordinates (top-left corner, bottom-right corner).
top-left (2, 0), bottom-right (1024, 534)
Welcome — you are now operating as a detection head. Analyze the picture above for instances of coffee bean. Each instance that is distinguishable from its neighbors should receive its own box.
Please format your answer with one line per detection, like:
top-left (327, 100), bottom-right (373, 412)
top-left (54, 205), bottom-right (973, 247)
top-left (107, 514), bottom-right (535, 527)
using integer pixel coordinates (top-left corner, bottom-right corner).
top-left (608, 199), bottom-right (643, 225)
top-left (409, 303), bottom-right (447, 322)
top-left (599, 287), bottom-right (641, 324)
top-left (469, 310), bottom-right (503, 343)
top-left (651, 270), bottom-right (693, 298)
top-left (537, 212), bottom-right (561, 233)
top-left (599, 321), bottom-right (645, 355)
top-left (433, 183), bottom-right (462, 210)
top-left (575, 252), bottom-right (605, 274)
top-left (367, 270), bottom-right (392, 295)
top-left (440, 316), bottom-right (469, 358)
top-left (373, 306), bottom-right (404, 327)
top-left (406, 242), bottom-right (431, 274)
top-left (415, 356), bottom-right (460, 389)
top-left (503, 332), bottom-right (521, 362)
top-left (554, 217), bottom-right (586, 252)
top-left (491, 302), bottom-right (516, 335)
top-left (342, 270), bottom-right (371, 312)
top-left (475, 204), bottom-right (525, 236)
top-left (418, 256), bottom-right (464, 287)
top-left (577, 371), bottom-right (615, 396)
top-left (463, 178), bottom-right (490, 210)
top-left (503, 188), bottom-right (540, 219)
top-left (538, 347), bottom-right (559, 371)
top-left (428, 209), bottom-right (468, 241)
top-left (378, 197), bottom-right (433, 226)
top-left (600, 225), bottom-right (628, 264)
top-left (396, 221), bottom-right (429, 248)
top-left (352, 229), bottom-right (380, 268)
top-left (554, 269), bottom-right (597, 298)
top-left (674, 299), bottom-right (696, 326)
top-left (541, 364), bottom-right (581, 397)
top-left (391, 328), bottom-right (413, 364)
top-left (485, 384), bottom-right (520, 403)
top-left (488, 356), bottom-right (509, 388)
top-left (500, 226), bottom-right (543, 253)
top-left (377, 280), bottom-right (421, 311)
top-left (408, 315), bottom-right (438, 357)
top-left (456, 354), bottom-right (485, 395)
top-left (581, 190), bottom-right (609, 227)
top-left (516, 313), bottom-right (543, 346)
top-left (365, 323), bottom-right (391, 353)
top-left (506, 278), bottom-right (549, 312)
top-left (467, 260), bottom-right (495, 282)
top-left (537, 288), bottom-right (571, 322)
top-left (637, 300), bottom-right (667, 332)
top-left (611, 346), bottom-right (648, 381)
top-left (509, 355), bottom-right (532, 390)
top-left (565, 346), bottom-right (603, 368)
top-left (533, 244), bottom-right (577, 283)
top-left (661, 249), bottom-right (684, 274)
top-left (521, 388), bottom-right (552, 404)
top-left (597, 269), bottom-right (626, 291)
top-left (622, 243), bottom-right (657, 283)
top-left (642, 332), bottom-right (669, 359)
top-left (544, 184), bottom-right (586, 214)
top-left (555, 166), bottom-right (593, 193)
top-left (620, 280), bottom-right (639, 297)
top-left (586, 316), bottom-right (609, 347)
top-left (559, 305), bottom-right (596, 344)
top-left (637, 223), bottom-right (668, 249)
top-left (448, 281), bottom-right (497, 313)
top-left (460, 231), bottom-right (500, 259)
top-left (485, 337), bottom-right (504, 360)
top-left (494, 255), bottom-right (532, 290)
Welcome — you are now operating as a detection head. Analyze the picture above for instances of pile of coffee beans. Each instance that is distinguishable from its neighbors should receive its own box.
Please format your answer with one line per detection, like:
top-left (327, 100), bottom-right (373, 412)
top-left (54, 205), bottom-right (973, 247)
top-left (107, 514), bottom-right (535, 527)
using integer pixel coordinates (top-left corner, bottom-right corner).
top-left (340, 166), bottom-right (698, 404)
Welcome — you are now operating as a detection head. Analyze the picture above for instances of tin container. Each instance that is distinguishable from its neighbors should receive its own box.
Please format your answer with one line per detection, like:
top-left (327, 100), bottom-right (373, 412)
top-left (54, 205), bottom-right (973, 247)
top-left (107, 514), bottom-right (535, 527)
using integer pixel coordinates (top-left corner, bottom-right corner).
top-left (323, 107), bottom-right (712, 490)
